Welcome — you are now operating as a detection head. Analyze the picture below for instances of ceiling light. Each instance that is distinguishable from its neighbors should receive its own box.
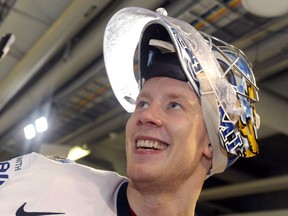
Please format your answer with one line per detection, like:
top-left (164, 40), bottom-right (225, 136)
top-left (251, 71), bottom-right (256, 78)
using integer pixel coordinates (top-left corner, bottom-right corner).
top-left (35, 117), bottom-right (48, 133)
top-left (24, 124), bottom-right (36, 140)
top-left (67, 146), bottom-right (91, 161)
top-left (242, 0), bottom-right (288, 17)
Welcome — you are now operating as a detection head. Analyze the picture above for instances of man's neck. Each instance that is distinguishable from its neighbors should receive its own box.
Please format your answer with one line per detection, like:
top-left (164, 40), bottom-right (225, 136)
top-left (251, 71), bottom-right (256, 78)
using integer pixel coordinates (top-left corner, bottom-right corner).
top-left (127, 179), bottom-right (202, 216)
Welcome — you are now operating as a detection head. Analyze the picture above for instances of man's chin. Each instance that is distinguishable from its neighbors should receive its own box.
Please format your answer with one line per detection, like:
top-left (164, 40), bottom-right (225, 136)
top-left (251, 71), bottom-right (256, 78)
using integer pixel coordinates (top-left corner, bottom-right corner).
top-left (127, 166), bottom-right (159, 183)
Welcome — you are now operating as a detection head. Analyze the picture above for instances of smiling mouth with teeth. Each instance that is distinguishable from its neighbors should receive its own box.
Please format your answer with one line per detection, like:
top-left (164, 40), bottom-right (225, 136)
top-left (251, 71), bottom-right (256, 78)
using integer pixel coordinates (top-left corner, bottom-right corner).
top-left (136, 140), bottom-right (168, 150)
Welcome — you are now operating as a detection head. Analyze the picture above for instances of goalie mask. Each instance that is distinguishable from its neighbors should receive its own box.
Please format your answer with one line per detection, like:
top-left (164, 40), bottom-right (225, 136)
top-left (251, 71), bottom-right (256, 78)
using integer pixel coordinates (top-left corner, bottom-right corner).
top-left (103, 7), bottom-right (260, 175)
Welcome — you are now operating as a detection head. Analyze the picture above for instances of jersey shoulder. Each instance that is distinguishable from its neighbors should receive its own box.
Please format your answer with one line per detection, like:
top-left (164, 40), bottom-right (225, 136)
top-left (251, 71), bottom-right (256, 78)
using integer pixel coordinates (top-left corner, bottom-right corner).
top-left (0, 152), bottom-right (128, 215)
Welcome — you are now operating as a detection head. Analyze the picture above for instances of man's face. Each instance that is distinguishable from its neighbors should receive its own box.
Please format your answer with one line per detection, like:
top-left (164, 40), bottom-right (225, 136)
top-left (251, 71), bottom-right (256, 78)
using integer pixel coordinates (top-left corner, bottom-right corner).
top-left (125, 77), bottom-right (210, 186)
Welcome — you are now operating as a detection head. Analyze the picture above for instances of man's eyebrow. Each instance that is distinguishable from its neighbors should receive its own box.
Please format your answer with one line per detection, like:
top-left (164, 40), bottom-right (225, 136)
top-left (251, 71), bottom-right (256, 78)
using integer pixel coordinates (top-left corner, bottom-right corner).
top-left (138, 92), bottom-right (187, 99)
top-left (137, 91), bottom-right (151, 100)
top-left (167, 92), bottom-right (187, 100)
top-left (168, 92), bottom-right (200, 107)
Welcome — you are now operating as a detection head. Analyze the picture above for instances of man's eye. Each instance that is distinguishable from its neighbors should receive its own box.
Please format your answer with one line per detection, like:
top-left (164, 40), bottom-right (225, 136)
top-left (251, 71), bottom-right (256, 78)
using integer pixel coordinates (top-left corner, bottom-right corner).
top-left (168, 102), bottom-right (182, 110)
top-left (137, 101), bottom-right (149, 109)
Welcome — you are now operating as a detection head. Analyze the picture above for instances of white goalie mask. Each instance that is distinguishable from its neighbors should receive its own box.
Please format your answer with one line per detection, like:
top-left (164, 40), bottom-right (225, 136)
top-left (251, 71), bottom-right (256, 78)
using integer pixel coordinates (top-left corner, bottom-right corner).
top-left (103, 7), bottom-right (260, 175)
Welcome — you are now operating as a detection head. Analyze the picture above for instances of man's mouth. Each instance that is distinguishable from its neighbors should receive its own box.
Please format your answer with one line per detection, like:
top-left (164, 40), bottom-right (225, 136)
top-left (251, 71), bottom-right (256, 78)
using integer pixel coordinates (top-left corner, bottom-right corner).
top-left (136, 140), bottom-right (168, 150)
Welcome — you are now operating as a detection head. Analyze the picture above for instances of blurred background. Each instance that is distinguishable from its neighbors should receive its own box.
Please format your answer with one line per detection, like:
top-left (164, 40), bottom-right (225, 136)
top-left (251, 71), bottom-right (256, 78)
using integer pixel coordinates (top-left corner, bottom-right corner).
top-left (0, 0), bottom-right (287, 215)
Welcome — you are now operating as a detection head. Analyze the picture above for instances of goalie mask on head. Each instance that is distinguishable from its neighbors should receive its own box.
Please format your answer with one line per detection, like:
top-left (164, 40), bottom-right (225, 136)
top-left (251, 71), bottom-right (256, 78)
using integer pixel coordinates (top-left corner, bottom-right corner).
top-left (103, 7), bottom-right (260, 176)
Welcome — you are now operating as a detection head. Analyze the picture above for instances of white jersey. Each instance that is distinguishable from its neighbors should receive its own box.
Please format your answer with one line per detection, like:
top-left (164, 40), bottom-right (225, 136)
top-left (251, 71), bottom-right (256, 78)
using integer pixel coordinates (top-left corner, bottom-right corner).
top-left (0, 152), bottom-right (129, 216)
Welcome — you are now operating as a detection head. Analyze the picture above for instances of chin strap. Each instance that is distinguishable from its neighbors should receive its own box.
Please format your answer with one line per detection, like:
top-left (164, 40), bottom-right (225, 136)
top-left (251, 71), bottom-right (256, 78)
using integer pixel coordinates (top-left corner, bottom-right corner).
top-left (197, 73), bottom-right (228, 176)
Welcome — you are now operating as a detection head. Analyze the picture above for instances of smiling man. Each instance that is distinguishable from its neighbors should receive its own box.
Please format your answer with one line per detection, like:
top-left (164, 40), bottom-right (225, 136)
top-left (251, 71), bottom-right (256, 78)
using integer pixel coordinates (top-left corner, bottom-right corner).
top-left (104, 6), bottom-right (260, 216)
top-left (125, 77), bottom-right (212, 215)
top-left (0, 7), bottom-right (260, 216)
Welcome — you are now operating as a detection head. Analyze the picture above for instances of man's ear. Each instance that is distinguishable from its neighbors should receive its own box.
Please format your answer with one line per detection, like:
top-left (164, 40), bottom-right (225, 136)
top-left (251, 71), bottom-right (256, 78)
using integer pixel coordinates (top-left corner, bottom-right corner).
top-left (203, 143), bottom-right (213, 160)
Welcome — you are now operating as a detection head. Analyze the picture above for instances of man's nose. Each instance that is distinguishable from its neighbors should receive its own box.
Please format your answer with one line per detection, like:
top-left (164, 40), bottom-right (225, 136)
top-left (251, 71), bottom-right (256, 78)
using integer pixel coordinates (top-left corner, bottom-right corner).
top-left (136, 104), bottom-right (163, 127)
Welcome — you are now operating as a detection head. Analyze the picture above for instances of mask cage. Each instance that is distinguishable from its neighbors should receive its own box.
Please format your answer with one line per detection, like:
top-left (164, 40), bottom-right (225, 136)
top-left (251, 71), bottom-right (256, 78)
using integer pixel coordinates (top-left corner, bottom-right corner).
top-left (199, 31), bottom-right (260, 158)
